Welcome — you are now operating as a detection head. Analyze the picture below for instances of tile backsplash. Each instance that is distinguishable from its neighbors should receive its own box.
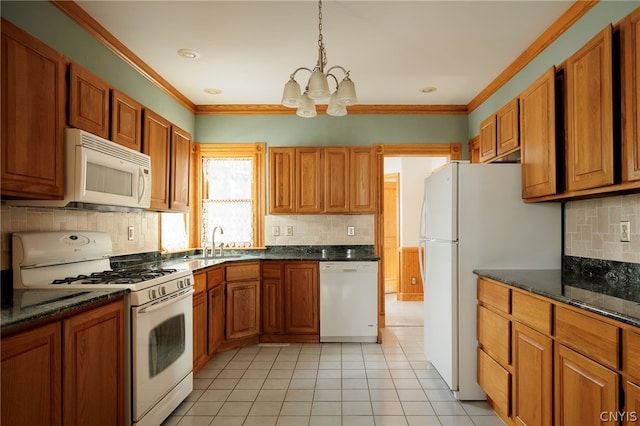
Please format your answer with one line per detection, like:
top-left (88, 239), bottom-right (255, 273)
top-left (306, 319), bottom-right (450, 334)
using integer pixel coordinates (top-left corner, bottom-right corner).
top-left (565, 194), bottom-right (640, 263)
top-left (1, 204), bottom-right (159, 269)
top-left (265, 214), bottom-right (374, 246)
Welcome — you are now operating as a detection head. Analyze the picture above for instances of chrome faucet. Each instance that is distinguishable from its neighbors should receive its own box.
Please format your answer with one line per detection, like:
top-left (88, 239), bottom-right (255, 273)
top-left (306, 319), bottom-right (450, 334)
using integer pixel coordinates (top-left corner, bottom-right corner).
top-left (211, 226), bottom-right (224, 257)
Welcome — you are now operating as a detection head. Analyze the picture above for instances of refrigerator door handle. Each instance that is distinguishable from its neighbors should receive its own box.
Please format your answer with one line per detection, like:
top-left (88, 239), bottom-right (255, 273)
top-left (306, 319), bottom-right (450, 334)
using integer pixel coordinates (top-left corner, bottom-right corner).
top-left (418, 240), bottom-right (425, 286)
top-left (418, 197), bottom-right (426, 240)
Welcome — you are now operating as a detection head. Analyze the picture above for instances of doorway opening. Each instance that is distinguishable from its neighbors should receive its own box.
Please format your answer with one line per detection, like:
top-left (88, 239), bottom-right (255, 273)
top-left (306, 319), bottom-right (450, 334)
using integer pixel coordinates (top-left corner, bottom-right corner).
top-left (374, 143), bottom-right (462, 333)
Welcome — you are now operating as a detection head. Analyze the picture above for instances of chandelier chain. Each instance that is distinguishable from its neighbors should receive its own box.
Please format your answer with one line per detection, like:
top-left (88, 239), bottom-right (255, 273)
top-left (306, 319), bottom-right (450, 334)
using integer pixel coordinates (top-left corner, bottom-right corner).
top-left (317, 0), bottom-right (327, 72)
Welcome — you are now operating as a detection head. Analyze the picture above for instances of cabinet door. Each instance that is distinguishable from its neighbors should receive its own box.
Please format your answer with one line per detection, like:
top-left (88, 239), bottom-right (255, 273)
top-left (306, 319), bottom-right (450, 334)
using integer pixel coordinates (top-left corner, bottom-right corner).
top-left (621, 9), bottom-right (640, 182)
top-left (625, 381), bottom-right (640, 426)
top-left (566, 25), bottom-right (614, 191)
top-left (296, 148), bottom-right (323, 213)
top-left (324, 147), bottom-right (350, 213)
top-left (143, 109), bottom-right (171, 210)
top-left (1, 19), bottom-right (66, 199)
top-left (269, 148), bottom-right (296, 213)
top-left (1, 322), bottom-right (62, 426)
top-left (170, 125), bottom-right (192, 211)
top-left (68, 62), bottom-right (110, 138)
top-left (208, 284), bottom-right (225, 355)
top-left (513, 322), bottom-right (553, 426)
top-left (284, 262), bottom-right (319, 334)
top-left (63, 299), bottom-right (124, 426)
top-left (226, 280), bottom-right (260, 340)
top-left (350, 147), bottom-right (376, 212)
top-left (479, 115), bottom-right (497, 162)
top-left (193, 290), bottom-right (208, 372)
top-left (496, 98), bottom-right (519, 155)
top-left (469, 136), bottom-right (481, 164)
top-left (520, 67), bottom-right (558, 199)
top-left (111, 89), bottom-right (142, 151)
top-left (477, 347), bottom-right (511, 418)
top-left (262, 262), bottom-right (284, 334)
top-left (477, 305), bottom-right (510, 367)
top-left (555, 343), bottom-right (619, 426)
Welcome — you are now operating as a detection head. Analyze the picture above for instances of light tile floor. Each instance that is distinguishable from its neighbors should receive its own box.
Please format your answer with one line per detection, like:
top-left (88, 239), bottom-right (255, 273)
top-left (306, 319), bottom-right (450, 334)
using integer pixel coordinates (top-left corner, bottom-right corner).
top-left (162, 327), bottom-right (504, 426)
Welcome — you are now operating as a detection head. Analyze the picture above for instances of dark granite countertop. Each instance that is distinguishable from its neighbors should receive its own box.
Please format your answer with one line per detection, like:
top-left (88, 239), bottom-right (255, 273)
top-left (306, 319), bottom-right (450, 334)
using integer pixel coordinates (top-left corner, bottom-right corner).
top-left (1, 288), bottom-right (128, 334)
top-left (474, 268), bottom-right (640, 328)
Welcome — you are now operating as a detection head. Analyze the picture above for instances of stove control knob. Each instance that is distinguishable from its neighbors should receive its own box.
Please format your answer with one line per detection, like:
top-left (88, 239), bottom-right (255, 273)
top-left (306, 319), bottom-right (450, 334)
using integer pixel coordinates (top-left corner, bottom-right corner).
top-left (159, 286), bottom-right (166, 296)
top-left (149, 289), bottom-right (157, 299)
top-left (185, 277), bottom-right (192, 287)
top-left (177, 280), bottom-right (184, 289)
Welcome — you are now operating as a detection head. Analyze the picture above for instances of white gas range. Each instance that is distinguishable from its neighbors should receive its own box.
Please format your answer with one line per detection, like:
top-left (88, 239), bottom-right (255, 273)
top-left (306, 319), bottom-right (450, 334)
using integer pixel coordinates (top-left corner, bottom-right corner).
top-left (12, 231), bottom-right (195, 426)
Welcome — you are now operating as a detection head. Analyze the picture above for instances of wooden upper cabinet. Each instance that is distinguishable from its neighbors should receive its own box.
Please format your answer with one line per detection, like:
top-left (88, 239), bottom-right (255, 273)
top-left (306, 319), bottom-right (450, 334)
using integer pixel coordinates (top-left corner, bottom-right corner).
top-left (350, 147), bottom-right (376, 212)
top-left (1, 19), bottom-right (66, 199)
top-left (68, 62), bottom-right (110, 139)
top-left (111, 89), bottom-right (142, 151)
top-left (295, 147), bottom-right (323, 213)
top-left (479, 115), bottom-right (497, 162)
top-left (324, 147), bottom-right (350, 213)
top-left (170, 125), bottom-right (192, 211)
top-left (143, 109), bottom-right (171, 210)
top-left (621, 8), bottom-right (640, 182)
top-left (496, 98), bottom-right (519, 155)
top-left (565, 25), bottom-right (614, 191)
top-left (269, 147), bottom-right (296, 213)
top-left (520, 67), bottom-right (559, 199)
top-left (468, 136), bottom-right (481, 163)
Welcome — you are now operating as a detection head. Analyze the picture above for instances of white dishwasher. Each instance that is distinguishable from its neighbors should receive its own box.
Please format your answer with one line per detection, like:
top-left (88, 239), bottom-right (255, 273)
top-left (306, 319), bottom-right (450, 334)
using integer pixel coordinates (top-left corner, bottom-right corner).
top-left (320, 261), bottom-right (378, 343)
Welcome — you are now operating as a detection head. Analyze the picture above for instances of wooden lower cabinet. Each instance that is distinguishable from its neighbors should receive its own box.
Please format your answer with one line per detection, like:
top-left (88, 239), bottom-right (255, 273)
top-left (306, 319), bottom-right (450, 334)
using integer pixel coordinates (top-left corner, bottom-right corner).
top-left (624, 381), bottom-right (640, 425)
top-left (513, 322), bottom-right (553, 426)
top-left (192, 290), bottom-right (208, 371)
top-left (477, 348), bottom-right (511, 418)
top-left (284, 262), bottom-right (319, 335)
top-left (207, 284), bottom-right (225, 355)
top-left (262, 262), bottom-right (285, 334)
top-left (1, 322), bottom-right (62, 425)
top-left (555, 343), bottom-right (619, 426)
top-left (63, 300), bottom-right (124, 426)
top-left (226, 280), bottom-right (260, 340)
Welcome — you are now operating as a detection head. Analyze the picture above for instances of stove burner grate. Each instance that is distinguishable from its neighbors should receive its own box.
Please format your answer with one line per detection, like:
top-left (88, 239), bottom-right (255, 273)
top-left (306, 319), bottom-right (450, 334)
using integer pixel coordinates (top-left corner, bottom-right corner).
top-left (51, 268), bottom-right (179, 285)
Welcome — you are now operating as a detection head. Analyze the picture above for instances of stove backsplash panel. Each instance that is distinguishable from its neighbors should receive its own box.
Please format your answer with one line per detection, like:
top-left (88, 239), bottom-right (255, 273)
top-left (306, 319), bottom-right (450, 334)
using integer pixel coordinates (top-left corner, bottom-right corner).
top-left (0, 204), bottom-right (159, 269)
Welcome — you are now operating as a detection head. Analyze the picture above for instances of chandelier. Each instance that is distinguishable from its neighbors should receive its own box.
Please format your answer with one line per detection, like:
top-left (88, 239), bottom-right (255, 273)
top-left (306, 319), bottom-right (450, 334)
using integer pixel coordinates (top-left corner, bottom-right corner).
top-left (281, 0), bottom-right (357, 118)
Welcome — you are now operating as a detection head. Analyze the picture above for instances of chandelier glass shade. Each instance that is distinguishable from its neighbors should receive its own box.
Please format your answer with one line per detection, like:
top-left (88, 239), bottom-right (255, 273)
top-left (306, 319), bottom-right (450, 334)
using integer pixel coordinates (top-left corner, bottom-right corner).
top-left (281, 0), bottom-right (357, 117)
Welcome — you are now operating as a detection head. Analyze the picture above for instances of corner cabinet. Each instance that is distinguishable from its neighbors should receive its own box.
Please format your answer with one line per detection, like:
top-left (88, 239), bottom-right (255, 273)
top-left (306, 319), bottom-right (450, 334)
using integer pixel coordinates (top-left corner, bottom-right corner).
top-left (621, 8), bottom-right (640, 182)
top-left (225, 262), bottom-right (261, 340)
top-left (1, 19), bottom-right (66, 199)
top-left (565, 25), bottom-right (615, 191)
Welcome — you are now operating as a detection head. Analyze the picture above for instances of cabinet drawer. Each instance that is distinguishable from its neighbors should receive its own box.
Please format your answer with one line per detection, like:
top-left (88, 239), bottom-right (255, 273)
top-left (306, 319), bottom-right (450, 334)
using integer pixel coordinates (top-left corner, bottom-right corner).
top-left (478, 348), bottom-right (511, 417)
top-left (477, 305), bottom-right (511, 366)
top-left (262, 262), bottom-right (282, 279)
top-left (624, 328), bottom-right (640, 380)
top-left (207, 267), bottom-right (224, 289)
top-left (226, 262), bottom-right (261, 281)
top-left (193, 272), bottom-right (207, 293)
top-left (512, 291), bottom-right (552, 334)
top-left (477, 278), bottom-right (510, 314)
top-left (555, 306), bottom-right (620, 370)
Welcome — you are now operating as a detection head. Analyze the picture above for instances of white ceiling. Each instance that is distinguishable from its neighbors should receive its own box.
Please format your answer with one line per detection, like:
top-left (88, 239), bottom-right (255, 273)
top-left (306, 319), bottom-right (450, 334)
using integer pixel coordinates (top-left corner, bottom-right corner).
top-left (76, 1), bottom-right (574, 106)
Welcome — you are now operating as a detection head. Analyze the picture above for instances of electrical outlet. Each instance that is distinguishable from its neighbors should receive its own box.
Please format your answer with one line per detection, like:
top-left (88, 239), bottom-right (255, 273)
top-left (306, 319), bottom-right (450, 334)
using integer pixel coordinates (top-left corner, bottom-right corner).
top-left (128, 226), bottom-right (134, 241)
top-left (347, 226), bottom-right (355, 236)
top-left (411, 277), bottom-right (417, 285)
top-left (286, 225), bottom-right (294, 236)
top-left (272, 226), bottom-right (280, 236)
top-left (620, 221), bottom-right (631, 242)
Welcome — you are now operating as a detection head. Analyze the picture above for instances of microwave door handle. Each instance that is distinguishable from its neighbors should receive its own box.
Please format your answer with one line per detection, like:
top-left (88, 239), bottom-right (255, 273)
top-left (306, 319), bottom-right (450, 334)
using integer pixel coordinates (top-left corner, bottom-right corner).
top-left (138, 168), bottom-right (146, 204)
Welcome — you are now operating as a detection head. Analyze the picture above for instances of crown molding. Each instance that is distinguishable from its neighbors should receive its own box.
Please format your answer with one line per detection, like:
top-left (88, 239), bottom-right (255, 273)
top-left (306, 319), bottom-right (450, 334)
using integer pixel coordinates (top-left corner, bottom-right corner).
top-left (467, 0), bottom-right (598, 113)
top-left (53, 0), bottom-right (596, 117)
top-left (195, 104), bottom-right (467, 115)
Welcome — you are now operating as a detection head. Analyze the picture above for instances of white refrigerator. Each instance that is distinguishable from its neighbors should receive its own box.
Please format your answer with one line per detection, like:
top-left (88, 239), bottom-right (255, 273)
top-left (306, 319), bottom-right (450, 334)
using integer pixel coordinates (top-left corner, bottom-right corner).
top-left (418, 161), bottom-right (561, 400)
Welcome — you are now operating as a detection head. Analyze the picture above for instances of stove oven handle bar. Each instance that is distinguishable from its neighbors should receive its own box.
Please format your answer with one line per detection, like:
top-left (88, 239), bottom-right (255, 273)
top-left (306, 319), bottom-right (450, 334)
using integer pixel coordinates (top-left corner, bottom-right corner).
top-left (136, 288), bottom-right (194, 316)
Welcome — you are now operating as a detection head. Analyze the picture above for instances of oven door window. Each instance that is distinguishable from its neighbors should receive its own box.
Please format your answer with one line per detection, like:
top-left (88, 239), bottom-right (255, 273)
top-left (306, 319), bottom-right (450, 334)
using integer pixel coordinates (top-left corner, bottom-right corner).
top-left (132, 290), bottom-right (193, 421)
top-left (149, 314), bottom-right (185, 377)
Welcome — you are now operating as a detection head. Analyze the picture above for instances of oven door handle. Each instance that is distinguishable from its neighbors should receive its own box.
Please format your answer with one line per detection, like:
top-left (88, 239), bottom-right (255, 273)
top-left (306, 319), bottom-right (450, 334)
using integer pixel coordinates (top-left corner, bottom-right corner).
top-left (136, 288), bottom-right (194, 316)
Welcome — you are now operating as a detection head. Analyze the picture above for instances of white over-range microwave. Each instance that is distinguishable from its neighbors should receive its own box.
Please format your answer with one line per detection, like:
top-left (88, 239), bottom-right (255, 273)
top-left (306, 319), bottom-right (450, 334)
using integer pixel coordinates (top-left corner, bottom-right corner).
top-left (8, 128), bottom-right (151, 210)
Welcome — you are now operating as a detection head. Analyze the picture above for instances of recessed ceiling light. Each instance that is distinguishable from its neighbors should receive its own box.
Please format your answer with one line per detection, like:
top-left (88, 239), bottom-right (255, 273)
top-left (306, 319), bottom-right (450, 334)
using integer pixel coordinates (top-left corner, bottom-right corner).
top-left (420, 86), bottom-right (437, 94)
top-left (204, 88), bottom-right (222, 95)
top-left (177, 49), bottom-right (200, 59)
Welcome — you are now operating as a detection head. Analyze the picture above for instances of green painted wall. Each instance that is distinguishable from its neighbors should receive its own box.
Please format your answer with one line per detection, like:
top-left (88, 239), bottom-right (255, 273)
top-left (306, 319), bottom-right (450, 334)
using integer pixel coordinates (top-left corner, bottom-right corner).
top-left (468, 1), bottom-right (640, 138)
top-left (1, 1), bottom-right (195, 134)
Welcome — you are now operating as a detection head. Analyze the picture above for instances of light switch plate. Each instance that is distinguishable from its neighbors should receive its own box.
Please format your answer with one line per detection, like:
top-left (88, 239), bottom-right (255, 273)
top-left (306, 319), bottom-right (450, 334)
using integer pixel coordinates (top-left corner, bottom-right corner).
top-left (128, 226), bottom-right (134, 241)
top-left (347, 226), bottom-right (355, 236)
top-left (272, 226), bottom-right (280, 236)
top-left (286, 226), bottom-right (294, 236)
